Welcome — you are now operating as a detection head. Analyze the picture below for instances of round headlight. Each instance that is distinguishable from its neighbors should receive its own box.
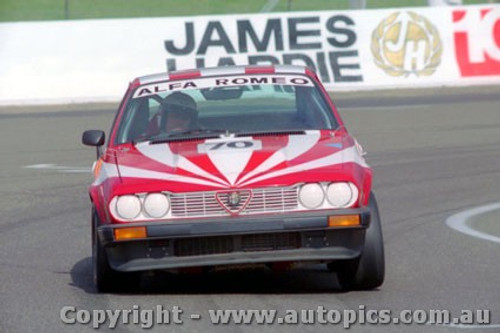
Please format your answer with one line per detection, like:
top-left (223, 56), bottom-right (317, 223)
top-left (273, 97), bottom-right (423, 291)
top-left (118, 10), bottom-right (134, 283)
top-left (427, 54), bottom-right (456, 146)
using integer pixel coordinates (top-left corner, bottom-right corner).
top-left (143, 193), bottom-right (170, 218)
top-left (116, 195), bottom-right (142, 219)
top-left (326, 182), bottom-right (358, 208)
top-left (299, 183), bottom-right (325, 209)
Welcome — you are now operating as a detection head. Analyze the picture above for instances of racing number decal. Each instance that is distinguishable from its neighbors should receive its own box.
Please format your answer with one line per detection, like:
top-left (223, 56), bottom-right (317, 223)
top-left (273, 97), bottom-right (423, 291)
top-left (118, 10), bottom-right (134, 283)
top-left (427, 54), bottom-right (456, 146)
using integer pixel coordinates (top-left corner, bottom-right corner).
top-left (198, 139), bottom-right (262, 154)
top-left (208, 141), bottom-right (254, 150)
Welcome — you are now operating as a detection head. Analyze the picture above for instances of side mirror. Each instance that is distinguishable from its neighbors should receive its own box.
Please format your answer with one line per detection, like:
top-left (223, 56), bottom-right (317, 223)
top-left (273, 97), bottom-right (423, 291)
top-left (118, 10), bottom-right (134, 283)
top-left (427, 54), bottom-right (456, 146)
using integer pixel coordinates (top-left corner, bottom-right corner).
top-left (82, 130), bottom-right (105, 159)
top-left (82, 130), bottom-right (105, 147)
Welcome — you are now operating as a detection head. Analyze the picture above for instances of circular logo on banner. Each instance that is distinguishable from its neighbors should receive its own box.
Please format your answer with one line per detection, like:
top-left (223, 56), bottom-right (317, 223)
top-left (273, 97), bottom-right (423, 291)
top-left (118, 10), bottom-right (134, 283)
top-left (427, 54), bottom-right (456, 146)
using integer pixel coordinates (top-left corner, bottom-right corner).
top-left (371, 11), bottom-right (442, 77)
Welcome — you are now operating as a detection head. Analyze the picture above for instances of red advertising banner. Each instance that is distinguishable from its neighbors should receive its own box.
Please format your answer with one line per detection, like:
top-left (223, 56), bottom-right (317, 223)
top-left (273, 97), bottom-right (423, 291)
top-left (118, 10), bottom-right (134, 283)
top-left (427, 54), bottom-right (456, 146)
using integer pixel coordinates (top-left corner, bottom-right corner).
top-left (453, 8), bottom-right (500, 76)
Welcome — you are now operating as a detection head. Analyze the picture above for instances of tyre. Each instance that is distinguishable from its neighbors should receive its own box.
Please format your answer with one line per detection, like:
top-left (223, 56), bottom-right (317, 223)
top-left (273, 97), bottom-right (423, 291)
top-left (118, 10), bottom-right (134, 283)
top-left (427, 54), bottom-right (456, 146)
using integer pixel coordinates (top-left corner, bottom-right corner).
top-left (92, 208), bottom-right (140, 293)
top-left (332, 192), bottom-right (385, 290)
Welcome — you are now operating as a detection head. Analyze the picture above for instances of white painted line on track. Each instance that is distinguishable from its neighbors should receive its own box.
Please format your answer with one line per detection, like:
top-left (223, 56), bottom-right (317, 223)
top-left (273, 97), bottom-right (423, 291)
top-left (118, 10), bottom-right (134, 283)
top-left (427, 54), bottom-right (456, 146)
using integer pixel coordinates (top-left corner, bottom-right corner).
top-left (23, 164), bottom-right (90, 173)
top-left (24, 163), bottom-right (57, 169)
top-left (446, 202), bottom-right (500, 244)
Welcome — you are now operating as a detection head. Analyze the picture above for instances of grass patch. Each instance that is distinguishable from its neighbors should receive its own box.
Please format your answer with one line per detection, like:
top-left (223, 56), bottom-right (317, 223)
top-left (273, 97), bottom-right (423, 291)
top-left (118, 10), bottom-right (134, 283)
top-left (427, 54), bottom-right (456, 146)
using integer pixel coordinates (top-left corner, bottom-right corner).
top-left (0, 0), bottom-right (492, 22)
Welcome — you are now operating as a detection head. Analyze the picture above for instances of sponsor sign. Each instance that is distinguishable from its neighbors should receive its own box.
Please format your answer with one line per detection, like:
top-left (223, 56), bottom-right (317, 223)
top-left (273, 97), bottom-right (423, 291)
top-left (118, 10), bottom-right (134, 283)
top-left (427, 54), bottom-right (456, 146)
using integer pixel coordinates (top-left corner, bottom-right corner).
top-left (162, 8), bottom-right (459, 89)
top-left (370, 11), bottom-right (442, 77)
top-left (164, 14), bottom-right (364, 85)
top-left (0, 5), bottom-right (499, 104)
top-left (453, 7), bottom-right (500, 76)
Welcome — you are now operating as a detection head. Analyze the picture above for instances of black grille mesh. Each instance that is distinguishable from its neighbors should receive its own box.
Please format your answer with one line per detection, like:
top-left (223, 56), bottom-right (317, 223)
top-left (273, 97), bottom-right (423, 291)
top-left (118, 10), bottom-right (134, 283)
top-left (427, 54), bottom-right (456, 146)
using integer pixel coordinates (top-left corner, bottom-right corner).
top-left (241, 233), bottom-right (301, 252)
top-left (174, 232), bottom-right (301, 257)
top-left (174, 236), bottom-right (233, 257)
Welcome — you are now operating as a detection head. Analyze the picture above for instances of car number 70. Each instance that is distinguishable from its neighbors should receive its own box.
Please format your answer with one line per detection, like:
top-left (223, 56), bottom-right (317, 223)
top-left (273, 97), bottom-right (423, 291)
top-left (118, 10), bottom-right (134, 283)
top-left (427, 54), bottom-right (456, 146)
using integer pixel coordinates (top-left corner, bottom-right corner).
top-left (198, 140), bottom-right (262, 153)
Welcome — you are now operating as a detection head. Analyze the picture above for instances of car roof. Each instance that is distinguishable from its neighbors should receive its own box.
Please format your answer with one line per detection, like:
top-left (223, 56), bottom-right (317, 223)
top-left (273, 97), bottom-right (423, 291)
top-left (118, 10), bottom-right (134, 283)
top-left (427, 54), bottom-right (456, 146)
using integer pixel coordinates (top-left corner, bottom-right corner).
top-left (134, 65), bottom-right (313, 86)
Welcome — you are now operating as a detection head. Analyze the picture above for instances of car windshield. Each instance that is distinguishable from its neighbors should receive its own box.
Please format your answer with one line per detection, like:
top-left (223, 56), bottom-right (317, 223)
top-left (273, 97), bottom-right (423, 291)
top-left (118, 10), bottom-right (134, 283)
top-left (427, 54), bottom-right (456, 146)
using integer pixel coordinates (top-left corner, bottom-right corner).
top-left (115, 74), bottom-right (338, 144)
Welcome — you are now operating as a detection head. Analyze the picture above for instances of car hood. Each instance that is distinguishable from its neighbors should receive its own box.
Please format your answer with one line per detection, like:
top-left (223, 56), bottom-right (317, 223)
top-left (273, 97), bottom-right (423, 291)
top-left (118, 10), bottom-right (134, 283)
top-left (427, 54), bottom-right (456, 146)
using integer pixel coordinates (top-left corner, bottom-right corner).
top-left (99, 130), bottom-right (369, 192)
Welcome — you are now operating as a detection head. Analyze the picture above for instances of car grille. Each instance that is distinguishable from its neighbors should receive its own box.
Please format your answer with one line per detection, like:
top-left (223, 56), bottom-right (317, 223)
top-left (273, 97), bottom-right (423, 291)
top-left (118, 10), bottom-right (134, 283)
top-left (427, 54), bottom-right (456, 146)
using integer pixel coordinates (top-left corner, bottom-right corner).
top-left (242, 187), bottom-right (298, 215)
top-left (241, 232), bottom-right (301, 252)
top-left (174, 232), bottom-right (301, 257)
top-left (170, 186), bottom-right (298, 218)
top-left (174, 236), bottom-right (233, 257)
top-left (170, 191), bottom-right (227, 217)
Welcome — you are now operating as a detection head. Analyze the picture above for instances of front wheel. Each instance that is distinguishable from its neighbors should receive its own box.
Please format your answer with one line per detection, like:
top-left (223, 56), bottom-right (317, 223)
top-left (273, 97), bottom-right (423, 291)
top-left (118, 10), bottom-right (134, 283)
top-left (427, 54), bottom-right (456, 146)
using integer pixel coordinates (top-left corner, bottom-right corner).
top-left (332, 193), bottom-right (385, 290)
top-left (92, 208), bottom-right (140, 293)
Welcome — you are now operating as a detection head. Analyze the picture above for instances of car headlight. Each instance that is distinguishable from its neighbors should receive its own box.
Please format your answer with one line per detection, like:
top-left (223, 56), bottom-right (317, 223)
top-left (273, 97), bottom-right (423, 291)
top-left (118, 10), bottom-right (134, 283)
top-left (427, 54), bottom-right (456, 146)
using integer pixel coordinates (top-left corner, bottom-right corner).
top-left (115, 195), bottom-right (142, 219)
top-left (299, 183), bottom-right (325, 209)
top-left (143, 193), bottom-right (170, 218)
top-left (326, 182), bottom-right (358, 208)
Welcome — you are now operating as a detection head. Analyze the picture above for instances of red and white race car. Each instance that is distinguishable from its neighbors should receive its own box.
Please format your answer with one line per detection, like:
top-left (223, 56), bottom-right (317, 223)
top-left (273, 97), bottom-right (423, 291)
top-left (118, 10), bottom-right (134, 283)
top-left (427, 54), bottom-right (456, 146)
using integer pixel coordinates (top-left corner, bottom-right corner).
top-left (82, 65), bottom-right (384, 292)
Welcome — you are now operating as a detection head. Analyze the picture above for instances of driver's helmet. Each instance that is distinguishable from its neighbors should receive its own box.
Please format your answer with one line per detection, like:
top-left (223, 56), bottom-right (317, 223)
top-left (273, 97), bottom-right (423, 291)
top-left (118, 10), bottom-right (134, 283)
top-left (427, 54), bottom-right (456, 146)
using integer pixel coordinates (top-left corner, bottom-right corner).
top-left (162, 92), bottom-right (198, 130)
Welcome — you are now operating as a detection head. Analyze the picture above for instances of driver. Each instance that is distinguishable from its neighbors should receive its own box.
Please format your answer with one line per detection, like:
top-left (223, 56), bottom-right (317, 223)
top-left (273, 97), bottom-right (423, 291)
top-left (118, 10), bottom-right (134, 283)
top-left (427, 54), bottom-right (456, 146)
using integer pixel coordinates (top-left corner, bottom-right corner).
top-left (161, 92), bottom-right (198, 132)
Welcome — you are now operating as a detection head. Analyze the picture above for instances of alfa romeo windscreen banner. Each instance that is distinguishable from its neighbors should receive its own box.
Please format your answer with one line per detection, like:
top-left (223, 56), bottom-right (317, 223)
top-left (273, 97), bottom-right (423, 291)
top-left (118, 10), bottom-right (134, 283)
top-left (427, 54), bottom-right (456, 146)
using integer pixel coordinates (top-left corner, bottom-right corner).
top-left (0, 5), bottom-right (499, 103)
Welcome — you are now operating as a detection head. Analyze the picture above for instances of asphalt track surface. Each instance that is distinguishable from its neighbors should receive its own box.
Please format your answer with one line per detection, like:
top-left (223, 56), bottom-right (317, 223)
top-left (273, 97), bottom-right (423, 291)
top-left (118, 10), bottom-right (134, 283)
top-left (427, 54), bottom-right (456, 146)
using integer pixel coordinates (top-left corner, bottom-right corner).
top-left (1, 86), bottom-right (500, 333)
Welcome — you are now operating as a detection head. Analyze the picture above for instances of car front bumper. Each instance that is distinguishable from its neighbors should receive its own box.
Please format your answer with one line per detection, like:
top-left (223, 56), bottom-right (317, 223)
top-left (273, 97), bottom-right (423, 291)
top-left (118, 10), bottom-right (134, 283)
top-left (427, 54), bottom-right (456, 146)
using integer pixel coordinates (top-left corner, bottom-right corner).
top-left (97, 208), bottom-right (371, 272)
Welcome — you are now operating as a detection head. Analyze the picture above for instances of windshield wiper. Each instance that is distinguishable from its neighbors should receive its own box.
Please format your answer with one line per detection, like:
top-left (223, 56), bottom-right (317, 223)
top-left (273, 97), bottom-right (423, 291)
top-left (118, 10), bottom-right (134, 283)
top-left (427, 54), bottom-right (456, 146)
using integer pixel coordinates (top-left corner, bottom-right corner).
top-left (167, 129), bottom-right (229, 137)
top-left (149, 129), bottom-right (231, 144)
top-left (132, 129), bottom-right (230, 145)
top-left (235, 129), bottom-right (307, 137)
top-left (134, 129), bottom-right (307, 145)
